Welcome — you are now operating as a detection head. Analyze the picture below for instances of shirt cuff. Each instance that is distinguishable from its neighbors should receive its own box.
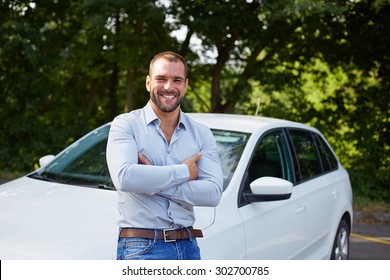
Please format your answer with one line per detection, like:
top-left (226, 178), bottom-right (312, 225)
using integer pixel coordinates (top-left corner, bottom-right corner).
top-left (173, 164), bottom-right (190, 185)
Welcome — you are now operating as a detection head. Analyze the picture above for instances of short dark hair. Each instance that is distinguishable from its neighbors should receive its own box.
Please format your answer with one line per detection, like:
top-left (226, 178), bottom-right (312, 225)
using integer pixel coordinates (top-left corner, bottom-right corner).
top-left (149, 51), bottom-right (188, 79)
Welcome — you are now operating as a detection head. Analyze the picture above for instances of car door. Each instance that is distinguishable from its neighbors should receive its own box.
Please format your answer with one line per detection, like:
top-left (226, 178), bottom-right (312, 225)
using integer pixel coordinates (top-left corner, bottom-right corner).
top-left (238, 129), bottom-right (307, 259)
top-left (287, 129), bottom-right (341, 259)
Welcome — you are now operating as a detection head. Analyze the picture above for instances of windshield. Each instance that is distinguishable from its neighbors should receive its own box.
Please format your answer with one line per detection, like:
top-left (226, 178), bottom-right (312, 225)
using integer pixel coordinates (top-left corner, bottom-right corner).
top-left (213, 129), bottom-right (250, 189)
top-left (31, 124), bottom-right (113, 189)
top-left (31, 125), bottom-right (250, 190)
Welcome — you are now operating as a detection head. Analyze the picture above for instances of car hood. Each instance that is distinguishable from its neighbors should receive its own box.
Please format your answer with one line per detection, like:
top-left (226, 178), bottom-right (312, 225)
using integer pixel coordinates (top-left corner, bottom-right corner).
top-left (0, 177), bottom-right (217, 259)
top-left (0, 177), bottom-right (118, 259)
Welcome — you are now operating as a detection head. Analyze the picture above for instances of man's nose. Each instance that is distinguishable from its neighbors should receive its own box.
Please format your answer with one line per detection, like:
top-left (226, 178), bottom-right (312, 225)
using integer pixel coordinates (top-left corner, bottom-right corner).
top-left (163, 79), bottom-right (173, 90)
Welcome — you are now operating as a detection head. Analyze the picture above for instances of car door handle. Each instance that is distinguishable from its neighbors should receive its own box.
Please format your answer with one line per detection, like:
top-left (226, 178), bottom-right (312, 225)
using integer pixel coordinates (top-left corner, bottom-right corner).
top-left (296, 204), bottom-right (306, 214)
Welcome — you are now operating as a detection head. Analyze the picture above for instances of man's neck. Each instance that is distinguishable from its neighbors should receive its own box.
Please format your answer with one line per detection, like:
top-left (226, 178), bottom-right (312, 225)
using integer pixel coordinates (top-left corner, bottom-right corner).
top-left (150, 101), bottom-right (180, 129)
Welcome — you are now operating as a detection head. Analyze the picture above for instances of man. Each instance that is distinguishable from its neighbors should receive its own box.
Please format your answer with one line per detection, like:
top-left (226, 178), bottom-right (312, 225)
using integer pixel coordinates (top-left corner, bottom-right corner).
top-left (106, 51), bottom-right (223, 260)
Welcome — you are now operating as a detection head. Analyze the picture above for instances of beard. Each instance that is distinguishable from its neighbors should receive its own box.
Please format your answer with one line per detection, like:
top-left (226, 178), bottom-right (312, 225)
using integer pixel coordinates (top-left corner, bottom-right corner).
top-left (150, 88), bottom-right (184, 113)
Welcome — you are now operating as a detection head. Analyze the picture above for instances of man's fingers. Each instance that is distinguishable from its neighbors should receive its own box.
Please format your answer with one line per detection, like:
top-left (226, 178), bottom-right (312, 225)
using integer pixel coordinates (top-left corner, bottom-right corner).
top-left (192, 152), bottom-right (202, 162)
top-left (138, 153), bottom-right (152, 165)
top-left (183, 153), bottom-right (202, 165)
top-left (183, 153), bottom-right (202, 181)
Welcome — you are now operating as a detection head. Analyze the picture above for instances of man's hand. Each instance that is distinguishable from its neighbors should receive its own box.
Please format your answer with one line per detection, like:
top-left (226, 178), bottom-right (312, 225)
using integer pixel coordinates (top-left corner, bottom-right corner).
top-left (138, 153), bottom-right (152, 165)
top-left (183, 153), bottom-right (202, 180)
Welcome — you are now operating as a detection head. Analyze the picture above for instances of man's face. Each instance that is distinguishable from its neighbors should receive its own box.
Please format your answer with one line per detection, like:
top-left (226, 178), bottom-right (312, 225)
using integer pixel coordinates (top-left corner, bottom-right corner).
top-left (146, 58), bottom-right (188, 113)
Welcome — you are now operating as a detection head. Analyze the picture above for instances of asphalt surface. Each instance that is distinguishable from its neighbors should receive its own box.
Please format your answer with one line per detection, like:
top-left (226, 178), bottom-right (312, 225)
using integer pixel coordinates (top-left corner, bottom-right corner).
top-left (350, 223), bottom-right (390, 260)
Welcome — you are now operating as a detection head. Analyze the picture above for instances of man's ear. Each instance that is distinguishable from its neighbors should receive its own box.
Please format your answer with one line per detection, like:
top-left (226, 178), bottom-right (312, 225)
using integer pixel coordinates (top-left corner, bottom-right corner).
top-left (145, 75), bottom-right (151, 92)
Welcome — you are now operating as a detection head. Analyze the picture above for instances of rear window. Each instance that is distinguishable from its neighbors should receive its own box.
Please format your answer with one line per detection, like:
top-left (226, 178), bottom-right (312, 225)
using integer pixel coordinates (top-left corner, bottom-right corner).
top-left (315, 134), bottom-right (338, 171)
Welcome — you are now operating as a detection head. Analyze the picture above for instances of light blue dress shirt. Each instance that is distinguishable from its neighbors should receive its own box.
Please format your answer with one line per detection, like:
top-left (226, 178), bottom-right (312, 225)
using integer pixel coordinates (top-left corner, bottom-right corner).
top-left (106, 102), bottom-right (223, 229)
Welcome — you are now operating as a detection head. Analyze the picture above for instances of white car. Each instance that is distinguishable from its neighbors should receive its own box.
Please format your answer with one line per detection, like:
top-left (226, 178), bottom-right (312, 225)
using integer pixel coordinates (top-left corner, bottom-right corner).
top-left (0, 114), bottom-right (353, 260)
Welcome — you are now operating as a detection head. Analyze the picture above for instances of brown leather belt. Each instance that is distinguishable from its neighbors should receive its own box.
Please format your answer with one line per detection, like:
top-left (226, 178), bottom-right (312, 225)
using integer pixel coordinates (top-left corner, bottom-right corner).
top-left (120, 227), bottom-right (203, 242)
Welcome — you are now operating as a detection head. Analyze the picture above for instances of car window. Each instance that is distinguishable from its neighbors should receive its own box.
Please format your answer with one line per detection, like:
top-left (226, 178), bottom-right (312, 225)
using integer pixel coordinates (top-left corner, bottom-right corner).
top-left (248, 130), bottom-right (292, 183)
top-left (314, 134), bottom-right (338, 171)
top-left (212, 129), bottom-right (250, 190)
top-left (288, 129), bottom-right (323, 182)
top-left (239, 129), bottom-right (292, 205)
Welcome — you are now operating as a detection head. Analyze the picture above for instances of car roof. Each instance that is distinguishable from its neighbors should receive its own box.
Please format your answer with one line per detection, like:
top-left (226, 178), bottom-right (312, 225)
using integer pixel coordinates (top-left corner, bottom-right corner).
top-left (187, 113), bottom-right (314, 134)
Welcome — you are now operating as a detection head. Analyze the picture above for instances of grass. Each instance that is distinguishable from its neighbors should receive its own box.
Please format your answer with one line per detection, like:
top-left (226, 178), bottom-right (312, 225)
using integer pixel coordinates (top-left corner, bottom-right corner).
top-left (353, 195), bottom-right (390, 212)
top-left (353, 194), bottom-right (390, 224)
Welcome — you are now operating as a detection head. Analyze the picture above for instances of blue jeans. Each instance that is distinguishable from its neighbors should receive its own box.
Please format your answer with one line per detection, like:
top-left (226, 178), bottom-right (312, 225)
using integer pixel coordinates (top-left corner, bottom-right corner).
top-left (117, 229), bottom-right (201, 260)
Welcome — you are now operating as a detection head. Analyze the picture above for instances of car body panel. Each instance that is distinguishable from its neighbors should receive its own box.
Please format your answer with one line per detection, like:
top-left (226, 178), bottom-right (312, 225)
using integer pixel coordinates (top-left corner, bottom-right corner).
top-left (238, 193), bottom-right (307, 259)
top-left (196, 189), bottom-right (246, 259)
top-left (304, 167), bottom-right (353, 259)
top-left (0, 177), bottom-right (118, 259)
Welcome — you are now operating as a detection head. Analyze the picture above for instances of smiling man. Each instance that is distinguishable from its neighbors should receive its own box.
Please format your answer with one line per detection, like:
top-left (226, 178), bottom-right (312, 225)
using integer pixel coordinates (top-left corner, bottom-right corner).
top-left (106, 51), bottom-right (223, 260)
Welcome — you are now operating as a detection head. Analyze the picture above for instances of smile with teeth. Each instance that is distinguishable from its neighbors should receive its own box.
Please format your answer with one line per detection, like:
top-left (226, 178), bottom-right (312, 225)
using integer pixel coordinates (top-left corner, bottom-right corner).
top-left (160, 92), bottom-right (176, 100)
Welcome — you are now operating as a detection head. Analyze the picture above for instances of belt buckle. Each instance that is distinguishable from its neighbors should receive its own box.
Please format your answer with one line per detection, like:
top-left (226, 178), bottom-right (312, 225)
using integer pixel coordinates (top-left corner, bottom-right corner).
top-left (163, 228), bottom-right (176, 242)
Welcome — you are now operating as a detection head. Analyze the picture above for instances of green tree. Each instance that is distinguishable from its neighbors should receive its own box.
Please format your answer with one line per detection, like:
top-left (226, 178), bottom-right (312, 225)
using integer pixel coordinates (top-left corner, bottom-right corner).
top-left (328, 0), bottom-right (390, 201)
top-left (1, 1), bottom-right (83, 170)
top-left (0, 0), bottom-right (179, 171)
top-left (167, 0), bottom-right (347, 113)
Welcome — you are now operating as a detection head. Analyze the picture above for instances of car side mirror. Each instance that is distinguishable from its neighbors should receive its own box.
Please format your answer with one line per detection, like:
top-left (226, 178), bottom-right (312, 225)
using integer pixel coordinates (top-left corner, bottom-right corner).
top-left (243, 176), bottom-right (293, 203)
top-left (39, 155), bottom-right (55, 168)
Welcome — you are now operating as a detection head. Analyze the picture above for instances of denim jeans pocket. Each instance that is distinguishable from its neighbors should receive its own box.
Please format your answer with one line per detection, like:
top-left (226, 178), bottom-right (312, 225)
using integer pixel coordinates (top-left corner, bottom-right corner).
top-left (117, 237), bottom-right (154, 260)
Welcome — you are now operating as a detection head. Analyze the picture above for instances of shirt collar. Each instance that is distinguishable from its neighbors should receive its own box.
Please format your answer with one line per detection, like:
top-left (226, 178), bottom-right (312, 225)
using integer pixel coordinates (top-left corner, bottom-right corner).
top-left (144, 101), bottom-right (159, 125)
top-left (144, 101), bottom-right (187, 130)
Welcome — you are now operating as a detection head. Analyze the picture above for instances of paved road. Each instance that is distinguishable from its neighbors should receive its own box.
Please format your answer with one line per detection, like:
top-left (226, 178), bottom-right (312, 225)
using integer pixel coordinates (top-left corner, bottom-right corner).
top-left (350, 223), bottom-right (390, 260)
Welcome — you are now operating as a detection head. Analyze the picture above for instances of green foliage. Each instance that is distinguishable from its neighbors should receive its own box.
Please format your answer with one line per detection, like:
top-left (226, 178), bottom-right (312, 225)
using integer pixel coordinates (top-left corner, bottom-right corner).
top-left (0, 0), bottom-right (389, 203)
top-left (0, 0), bottom-right (178, 172)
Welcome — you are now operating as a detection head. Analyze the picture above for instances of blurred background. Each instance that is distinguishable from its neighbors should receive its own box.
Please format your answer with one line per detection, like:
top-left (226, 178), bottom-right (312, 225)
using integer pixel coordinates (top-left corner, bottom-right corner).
top-left (0, 0), bottom-right (389, 208)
